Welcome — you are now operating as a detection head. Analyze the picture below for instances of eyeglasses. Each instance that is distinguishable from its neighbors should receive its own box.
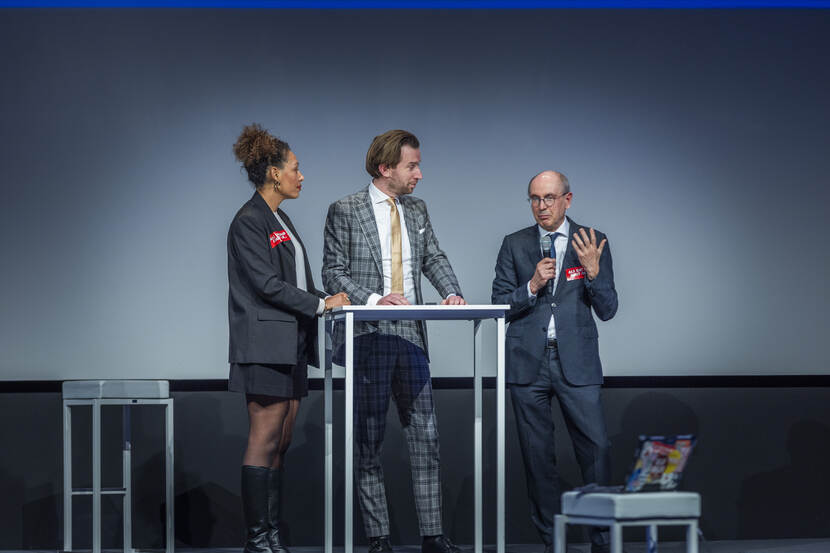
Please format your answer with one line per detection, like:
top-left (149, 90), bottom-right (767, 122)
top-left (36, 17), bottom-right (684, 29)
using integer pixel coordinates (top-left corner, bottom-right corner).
top-left (527, 193), bottom-right (566, 207)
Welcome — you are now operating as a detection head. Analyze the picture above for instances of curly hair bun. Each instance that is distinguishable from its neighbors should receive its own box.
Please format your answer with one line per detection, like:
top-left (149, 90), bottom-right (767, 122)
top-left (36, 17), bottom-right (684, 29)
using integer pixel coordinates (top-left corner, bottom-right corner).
top-left (233, 123), bottom-right (281, 168)
top-left (233, 123), bottom-right (291, 188)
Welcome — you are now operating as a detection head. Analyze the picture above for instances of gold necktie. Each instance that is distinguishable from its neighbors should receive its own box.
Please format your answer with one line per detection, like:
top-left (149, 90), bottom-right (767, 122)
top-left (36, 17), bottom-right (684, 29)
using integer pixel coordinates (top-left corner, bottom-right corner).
top-left (387, 198), bottom-right (404, 295)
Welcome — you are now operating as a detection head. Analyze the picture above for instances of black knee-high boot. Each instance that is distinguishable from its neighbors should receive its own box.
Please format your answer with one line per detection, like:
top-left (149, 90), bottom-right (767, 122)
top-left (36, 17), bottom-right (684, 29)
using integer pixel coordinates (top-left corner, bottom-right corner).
top-left (241, 466), bottom-right (272, 553)
top-left (267, 468), bottom-right (290, 553)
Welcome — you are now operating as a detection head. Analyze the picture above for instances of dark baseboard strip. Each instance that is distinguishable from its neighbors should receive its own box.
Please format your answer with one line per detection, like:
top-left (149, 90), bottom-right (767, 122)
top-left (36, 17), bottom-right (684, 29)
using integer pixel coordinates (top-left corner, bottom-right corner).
top-left (3, 374), bottom-right (830, 393)
top-left (601, 375), bottom-right (830, 388)
top-left (0, 380), bottom-right (64, 393)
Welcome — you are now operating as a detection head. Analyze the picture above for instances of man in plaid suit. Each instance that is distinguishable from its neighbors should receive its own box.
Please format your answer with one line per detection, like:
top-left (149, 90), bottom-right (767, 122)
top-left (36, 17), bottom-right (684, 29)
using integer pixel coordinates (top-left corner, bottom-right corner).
top-left (323, 130), bottom-right (465, 553)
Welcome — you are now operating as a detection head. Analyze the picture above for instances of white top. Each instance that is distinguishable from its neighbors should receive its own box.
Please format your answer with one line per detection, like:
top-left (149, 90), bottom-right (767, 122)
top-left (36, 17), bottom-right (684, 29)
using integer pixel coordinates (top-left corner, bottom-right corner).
top-left (527, 218), bottom-right (570, 340)
top-left (366, 182), bottom-right (416, 305)
top-left (273, 210), bottom-right (326, 315)
top-left (273, 210), bottom-right (306, 292)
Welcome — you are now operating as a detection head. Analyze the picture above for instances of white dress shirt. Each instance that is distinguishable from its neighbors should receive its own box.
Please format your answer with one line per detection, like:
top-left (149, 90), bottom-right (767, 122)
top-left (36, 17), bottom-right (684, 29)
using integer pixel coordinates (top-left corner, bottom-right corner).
top-left (367, 182), bottom-right (416, 306)
top-left (527, 218), bottom-right (570, 340)
top-left (273, 210), bottom-right (325, 315)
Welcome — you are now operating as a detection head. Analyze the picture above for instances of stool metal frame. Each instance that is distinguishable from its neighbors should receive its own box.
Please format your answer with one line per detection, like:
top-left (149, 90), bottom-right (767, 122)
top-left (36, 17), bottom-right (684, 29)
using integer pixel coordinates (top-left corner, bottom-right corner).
top-left (323, 305), bottom-right (509, 553)
top-left (63, 395), bottom-right (174, 553)
top-left (554, 506), bottom-right (699, 553)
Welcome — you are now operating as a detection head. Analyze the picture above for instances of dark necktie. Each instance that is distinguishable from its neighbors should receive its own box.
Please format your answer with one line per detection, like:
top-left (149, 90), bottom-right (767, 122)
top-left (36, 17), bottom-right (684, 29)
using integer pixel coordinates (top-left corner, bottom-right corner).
top-left (546, 232), bottom-right (559, 296)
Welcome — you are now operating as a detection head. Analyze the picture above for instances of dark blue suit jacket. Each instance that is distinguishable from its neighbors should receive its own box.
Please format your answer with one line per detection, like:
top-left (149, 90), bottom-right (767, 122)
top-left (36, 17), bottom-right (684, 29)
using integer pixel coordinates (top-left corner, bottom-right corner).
top-left (491, 217), bottom-right (618, 386)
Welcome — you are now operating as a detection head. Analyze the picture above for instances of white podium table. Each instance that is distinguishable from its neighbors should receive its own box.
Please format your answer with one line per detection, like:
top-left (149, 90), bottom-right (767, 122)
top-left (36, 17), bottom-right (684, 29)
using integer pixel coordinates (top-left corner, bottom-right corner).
top-left (323, 305), bottom-right (509, 553)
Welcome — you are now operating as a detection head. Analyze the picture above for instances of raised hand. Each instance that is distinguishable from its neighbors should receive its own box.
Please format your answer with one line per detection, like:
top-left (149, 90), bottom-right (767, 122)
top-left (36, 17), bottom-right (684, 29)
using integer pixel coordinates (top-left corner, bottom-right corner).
top-left (571, 227), bottom-right (606, 280)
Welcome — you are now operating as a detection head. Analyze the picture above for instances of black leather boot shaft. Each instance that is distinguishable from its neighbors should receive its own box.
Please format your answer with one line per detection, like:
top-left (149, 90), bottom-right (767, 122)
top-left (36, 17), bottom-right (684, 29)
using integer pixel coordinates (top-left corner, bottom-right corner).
top-left (267, 468), bottom-right (290, 553)
top-left (241, 466), bottom-right (272, 553)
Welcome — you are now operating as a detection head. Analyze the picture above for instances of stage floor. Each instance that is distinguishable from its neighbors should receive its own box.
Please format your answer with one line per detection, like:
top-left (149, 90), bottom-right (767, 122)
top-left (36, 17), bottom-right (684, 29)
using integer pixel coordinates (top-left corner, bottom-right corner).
top-left (21, 540), bottom-right (830, 553)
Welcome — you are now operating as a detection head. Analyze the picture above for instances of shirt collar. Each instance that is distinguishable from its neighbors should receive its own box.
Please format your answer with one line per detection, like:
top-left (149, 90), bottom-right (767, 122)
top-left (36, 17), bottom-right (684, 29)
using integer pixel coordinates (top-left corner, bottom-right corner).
top-left (369, 181), bottom-right (396, 205)
top-left (537, 217), bottom-right (569, 239)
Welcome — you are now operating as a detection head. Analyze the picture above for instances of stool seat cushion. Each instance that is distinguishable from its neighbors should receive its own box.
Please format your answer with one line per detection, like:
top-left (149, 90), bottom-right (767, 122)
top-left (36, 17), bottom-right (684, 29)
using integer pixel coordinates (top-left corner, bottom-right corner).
top-left (562, 491), bottom-right (701, 520)
top-left (62, 380), bottom-right (169, 399)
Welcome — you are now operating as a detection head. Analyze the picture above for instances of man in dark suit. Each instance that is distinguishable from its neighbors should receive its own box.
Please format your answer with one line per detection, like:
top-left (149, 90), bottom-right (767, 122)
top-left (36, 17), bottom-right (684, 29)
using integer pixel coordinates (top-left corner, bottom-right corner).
top-left (323, 130), bottom-right (465, 553)
top-left (491, 170), bottom-right (618, 553)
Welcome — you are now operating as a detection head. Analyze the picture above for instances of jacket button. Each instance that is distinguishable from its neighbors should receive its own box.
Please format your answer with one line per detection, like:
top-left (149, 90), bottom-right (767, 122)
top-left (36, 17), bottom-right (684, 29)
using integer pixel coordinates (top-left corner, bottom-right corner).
top-left (551, 302), bottom-right (557, 308)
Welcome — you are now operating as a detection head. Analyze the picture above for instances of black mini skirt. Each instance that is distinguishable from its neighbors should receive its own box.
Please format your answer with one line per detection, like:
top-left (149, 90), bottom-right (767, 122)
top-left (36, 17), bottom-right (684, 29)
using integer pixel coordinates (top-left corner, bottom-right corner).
top-left (228, 359), bottom-right (308, 399)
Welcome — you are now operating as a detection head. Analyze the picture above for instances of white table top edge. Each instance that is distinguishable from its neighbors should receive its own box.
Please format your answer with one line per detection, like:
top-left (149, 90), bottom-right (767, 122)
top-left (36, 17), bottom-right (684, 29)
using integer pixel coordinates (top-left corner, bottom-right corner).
top-left (327, 304), bottom-right (510, 321)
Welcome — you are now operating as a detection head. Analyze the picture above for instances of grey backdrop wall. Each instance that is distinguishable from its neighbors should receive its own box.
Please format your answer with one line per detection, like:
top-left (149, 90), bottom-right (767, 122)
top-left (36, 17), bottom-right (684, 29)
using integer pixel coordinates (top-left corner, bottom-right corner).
top-left (2, 9), bottom-right (829, 381)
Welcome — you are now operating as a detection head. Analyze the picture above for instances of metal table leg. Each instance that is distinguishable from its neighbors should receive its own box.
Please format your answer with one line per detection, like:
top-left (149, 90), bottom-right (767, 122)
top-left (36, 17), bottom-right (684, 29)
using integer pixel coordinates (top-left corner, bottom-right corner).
top-left (472, 320), bottom-right (483, 553)
top-left (63, 400), bottom-right (73, 551)
top-left (496, 316), bottom-right (506, 553)
top-left (344, 312), bottom-right (354, 553)
top-left (324, 317), bottom-right (334, 553)
top-left (123, 406), bottom-right (133, 553)
top-left (93, 399), bottom-right (102, 553)
top-left (165, 399), bottom-right (175, 553)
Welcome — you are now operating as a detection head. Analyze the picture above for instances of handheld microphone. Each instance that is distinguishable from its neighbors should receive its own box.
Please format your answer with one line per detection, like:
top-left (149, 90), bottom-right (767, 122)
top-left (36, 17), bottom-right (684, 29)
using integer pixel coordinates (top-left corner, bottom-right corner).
top-left (540, 233), bottom-right (552, 258)
top-left (540, 234), bottom-right (555, 296)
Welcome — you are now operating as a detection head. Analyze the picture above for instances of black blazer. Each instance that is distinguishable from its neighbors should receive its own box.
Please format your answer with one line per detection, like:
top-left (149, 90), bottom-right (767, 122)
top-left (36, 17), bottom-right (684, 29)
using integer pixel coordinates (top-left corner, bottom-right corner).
top-left (227, 192), bottom-right (326, 367)
top-left (491, 217), bottom-right (618, 386)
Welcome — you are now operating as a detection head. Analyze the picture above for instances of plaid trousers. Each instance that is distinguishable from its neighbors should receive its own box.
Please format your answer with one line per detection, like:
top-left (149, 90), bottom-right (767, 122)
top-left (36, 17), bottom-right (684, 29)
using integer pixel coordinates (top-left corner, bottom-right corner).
top-left (352, 332), bottom-right (442, 538)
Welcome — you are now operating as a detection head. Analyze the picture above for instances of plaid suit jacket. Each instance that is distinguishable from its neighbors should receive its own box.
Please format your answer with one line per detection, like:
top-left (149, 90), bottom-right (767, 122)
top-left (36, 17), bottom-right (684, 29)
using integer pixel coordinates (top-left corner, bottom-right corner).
top-left (322, 185), bottom-right (462, 357)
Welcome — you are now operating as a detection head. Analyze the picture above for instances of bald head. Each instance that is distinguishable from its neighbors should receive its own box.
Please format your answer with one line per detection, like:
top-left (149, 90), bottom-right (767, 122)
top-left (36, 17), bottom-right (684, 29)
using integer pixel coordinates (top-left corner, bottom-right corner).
top-left (527, 170), bottom-right (573, 231)
top-left (528, 170), bottom-right (570, 196)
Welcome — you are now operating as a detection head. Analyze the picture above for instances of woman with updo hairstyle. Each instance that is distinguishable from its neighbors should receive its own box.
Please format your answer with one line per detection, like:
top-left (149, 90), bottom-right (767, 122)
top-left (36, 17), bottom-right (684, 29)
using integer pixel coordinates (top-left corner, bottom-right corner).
top-left (227, 124), bottom-right (349, 553)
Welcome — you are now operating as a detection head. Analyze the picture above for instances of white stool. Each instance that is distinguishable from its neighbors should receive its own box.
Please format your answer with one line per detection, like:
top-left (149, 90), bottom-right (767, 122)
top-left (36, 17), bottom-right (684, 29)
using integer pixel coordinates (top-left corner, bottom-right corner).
top-left (554, 491), bottom-right (700, 553)
top-left (62, 380), bottom-right (174, 553)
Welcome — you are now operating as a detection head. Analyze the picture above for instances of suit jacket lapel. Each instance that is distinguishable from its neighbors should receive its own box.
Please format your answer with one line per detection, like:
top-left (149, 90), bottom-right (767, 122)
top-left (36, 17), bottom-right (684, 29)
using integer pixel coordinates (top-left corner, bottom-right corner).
top-left (521, 225), bottom-right (543, 278)
top-left (355, 187), bottom-right (384, 276)
top-left (400, 197), bottom-right (422, 274)
top-left (252, 192), bottom-right (295, 260)
top-left (274, 207), bottom-right (297, 260)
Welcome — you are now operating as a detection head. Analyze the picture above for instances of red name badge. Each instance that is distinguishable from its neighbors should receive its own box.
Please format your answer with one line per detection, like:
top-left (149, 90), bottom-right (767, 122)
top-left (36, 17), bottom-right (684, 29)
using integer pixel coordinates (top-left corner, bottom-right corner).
top-left (566, 267), bottom-right (586, 281)
top-left (269, 230), bottom-right (291, 248)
